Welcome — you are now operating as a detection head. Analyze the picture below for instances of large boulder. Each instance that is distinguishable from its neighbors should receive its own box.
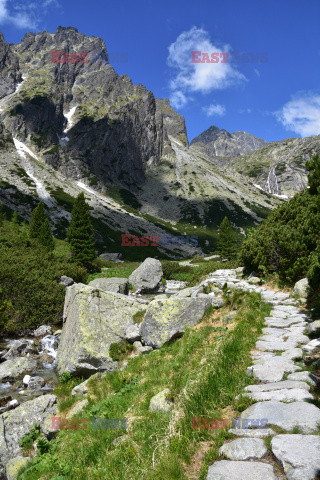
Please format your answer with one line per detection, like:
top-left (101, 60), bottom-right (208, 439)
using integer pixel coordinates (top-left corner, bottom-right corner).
top-left (0, 394), bottom-right (57, 478)
top-left (0, 358), bottom-right (38, 382)
top-left (140, 297), bottom-right (211, 348)
top-left (88, 277), bottom-right (129, 295)
top-left (293, 278), bottom-right (310, 298)
top-left (56, 283), bottom-right (146, 376)
top-left (129, 258), bottom-right (163, 292)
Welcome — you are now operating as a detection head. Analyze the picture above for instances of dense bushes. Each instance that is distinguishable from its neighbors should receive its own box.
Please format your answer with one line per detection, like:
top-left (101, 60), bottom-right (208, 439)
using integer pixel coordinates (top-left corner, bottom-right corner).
top-left (239, 189), bottom-right (320, 284)
top-left (0, 222), bottom-right (87, 334)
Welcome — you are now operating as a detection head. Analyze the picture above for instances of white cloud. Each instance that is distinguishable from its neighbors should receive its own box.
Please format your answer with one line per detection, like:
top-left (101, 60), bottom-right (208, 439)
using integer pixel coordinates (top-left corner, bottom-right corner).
top-left (0, 0), bottom-right (37, 28)
top-left (0, 0), bottom-right (60, 29)
top-left (167, 26), bottom-right (246, 109)
top-left (202, 104), bottom-right (226, 116)
top-left (170, 91), bottom-right (188, 109)
top-left (275, 92), bottom-right (320, 137)
top-left (254, 68), bottom-right (260, 77)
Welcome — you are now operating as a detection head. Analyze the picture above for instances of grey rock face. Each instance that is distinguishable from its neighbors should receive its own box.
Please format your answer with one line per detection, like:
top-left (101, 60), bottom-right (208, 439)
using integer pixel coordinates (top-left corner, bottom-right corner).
top-left (88, 277), bottom-right (129, 295)
top-left (219, 437), bottom-right (267, 460)
top-left (56, 283), bottom-right (146, 376)
top-left (129, 258), bottom-right (163, 292)
top-left (0, 358), bottom-right (37, 382)
top-left (206, 460), bottom-right (277, 480)
top-left (140, 297), bottom-right (211, 348)
top-left (271, 434), bottom-right (320, 480)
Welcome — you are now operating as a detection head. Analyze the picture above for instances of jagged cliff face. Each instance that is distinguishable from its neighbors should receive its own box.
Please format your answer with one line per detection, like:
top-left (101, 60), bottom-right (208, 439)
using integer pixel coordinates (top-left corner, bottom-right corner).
top-left (0, 26), bottom-right (188, 192)
top-left (190, 125), bottom-right (267, 157)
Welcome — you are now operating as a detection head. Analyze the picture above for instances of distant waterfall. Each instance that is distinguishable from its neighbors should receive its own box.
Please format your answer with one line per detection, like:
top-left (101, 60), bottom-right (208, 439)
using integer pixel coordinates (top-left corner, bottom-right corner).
top-left (265, 165), bottom-right (280, 195)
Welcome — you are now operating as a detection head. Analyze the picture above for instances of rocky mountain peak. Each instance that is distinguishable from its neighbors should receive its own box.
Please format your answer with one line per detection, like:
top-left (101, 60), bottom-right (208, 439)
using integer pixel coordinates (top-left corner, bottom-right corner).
top-left (190, 125), bottom-right (266, 157)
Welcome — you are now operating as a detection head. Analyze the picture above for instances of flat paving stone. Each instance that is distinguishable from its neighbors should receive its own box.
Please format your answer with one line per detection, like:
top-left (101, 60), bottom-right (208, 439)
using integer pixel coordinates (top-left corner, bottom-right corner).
top-left (271, 434), bottom-right (320, 480)
top-left (244, 380), bottom-right (311, 392)
top-left (228, 428), bottom-right (276, 437)
top-left (287, 371), bottom-right (319, 386)
top-left (238, 401), bottom-right (320, 434)
top-left (245, 388), bottom-right (313, 403)
top-left (247, 356), bottom-right (301, 382)
top-left (219, 437), bottom-right (267, 460)
top-left (281, 348), bottom-right (303, 360)
top-left (206, 460), bottom-right (277, 480)
top-left (255, 339), bottom-right (299, 351)
top-left (265, 318), bottom-right (305, 328)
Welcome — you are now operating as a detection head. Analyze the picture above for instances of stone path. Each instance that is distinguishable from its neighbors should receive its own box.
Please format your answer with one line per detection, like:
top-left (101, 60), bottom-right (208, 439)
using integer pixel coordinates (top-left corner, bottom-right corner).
top-left (204, 270), bottom-right (320, 480)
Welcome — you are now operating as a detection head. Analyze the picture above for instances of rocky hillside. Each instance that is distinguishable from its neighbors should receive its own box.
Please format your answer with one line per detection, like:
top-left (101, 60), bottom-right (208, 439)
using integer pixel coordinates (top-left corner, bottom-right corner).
top-left (191, 126), bottom-right (320, 199)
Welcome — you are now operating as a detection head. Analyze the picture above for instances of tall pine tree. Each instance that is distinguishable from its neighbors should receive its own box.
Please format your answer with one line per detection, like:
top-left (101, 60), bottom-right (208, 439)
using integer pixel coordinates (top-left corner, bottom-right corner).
top-left (67, 193), bottom-right (96, 267)
top-left (29, 201), bottom-right (46, 238)
top-left (39, 217), bottom-right (54, 251)
top-left (217, 217), bottom-right (237, 259)
top-left (29, 201), bottom-right (54, 250)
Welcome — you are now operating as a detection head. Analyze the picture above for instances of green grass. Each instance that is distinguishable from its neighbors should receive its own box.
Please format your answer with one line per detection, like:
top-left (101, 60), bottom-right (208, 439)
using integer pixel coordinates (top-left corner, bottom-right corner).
top-left (87, 263), bottom-right (139, 283)
top-left (18, 291), bottom-right (271, 480)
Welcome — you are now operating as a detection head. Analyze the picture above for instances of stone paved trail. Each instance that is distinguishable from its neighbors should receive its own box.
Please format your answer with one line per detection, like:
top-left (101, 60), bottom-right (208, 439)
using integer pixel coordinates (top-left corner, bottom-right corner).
top-left (203, 270), bottom-right (320, 480)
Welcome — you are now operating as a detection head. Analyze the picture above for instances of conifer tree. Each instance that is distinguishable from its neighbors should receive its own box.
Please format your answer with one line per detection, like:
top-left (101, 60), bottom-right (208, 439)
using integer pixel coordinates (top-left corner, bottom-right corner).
top-left (306, 153), bottom-right (320, 195)
top-left (11, 211), bottom-right (19, 226)
top-left (67, 193), bottom-right (96, 267)
top-left (29, 201), bottom-right (54, 250)
top-left (38, 217), bottom-right (54, 251)
top-left (29, 201), bottom-right (46, 239)
top-left (217, 217), bottom-right (237, 259)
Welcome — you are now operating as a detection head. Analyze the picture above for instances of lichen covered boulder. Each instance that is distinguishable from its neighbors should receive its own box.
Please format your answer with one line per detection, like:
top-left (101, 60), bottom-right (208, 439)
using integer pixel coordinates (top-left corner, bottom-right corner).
top-left (56, 283), bottom-right (146, 376)
top-left (140, 297), bottom-right (211, 348)
top-left (0, 394), bottom-right (57, 477)
top-left (88, 277), bottom-right (129, 295)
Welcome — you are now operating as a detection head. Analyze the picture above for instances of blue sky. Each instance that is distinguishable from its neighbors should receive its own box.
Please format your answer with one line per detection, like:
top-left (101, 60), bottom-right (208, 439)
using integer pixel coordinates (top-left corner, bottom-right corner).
top-left (1, 0), bottom-right (320, 143)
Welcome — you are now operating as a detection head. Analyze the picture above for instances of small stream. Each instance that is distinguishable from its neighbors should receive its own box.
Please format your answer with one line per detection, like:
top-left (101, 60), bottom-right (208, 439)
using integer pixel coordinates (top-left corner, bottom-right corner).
top-left (0, 334), bottom-right (60, 410)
